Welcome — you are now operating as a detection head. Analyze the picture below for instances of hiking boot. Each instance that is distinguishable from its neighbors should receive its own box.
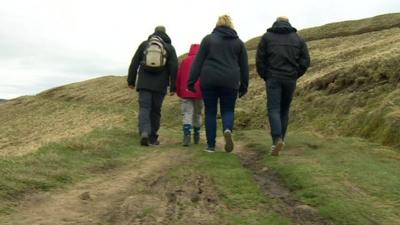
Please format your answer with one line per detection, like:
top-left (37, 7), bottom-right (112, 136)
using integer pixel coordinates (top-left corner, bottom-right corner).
top-left (183, 135), bottom-right (191, 147)
top-left (203, 147), bottom-right (215, 153)
top-left (140, 132), bottom-right (149, 146)
top-left (271, 138), bottom-right (283, 156)
top-left (223, 129), bottom-right (234, 153)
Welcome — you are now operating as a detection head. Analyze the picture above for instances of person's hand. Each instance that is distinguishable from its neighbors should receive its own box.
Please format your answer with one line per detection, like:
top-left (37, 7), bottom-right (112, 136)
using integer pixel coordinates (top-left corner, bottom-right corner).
top-left (187, 85), bottom-right (196, 93)
top-left (169, 92), bottom-right (176, 96)
top-left (128, 85), bottom-right (135, 89)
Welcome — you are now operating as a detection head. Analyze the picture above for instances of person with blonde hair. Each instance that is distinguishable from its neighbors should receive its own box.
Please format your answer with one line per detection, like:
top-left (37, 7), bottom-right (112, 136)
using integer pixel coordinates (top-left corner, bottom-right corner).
top-left (188, 15), bottom-right (249, 153)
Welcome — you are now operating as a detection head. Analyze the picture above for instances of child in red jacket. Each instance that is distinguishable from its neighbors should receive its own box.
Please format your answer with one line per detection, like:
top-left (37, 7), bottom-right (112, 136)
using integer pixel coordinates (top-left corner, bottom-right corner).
top-left (176, 44), bottom-right (203, 146)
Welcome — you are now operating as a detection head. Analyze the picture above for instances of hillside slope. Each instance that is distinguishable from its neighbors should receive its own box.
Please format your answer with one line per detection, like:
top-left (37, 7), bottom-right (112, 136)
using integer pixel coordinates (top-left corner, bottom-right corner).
top-left (0, 76), bottom-right (182, 156)
top-left (240, 13), bottom-right (400, 148)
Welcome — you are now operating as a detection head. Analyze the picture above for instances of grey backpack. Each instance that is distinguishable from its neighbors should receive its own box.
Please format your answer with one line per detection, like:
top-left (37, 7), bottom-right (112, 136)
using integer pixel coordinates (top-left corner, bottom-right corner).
top-left (143, 36), bottom-right (167, 70)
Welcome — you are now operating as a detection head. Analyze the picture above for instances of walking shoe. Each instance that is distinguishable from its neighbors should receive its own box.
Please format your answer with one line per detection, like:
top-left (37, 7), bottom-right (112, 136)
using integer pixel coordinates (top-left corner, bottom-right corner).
top-left (203, 147), bottom-right (215, 153)
top-left (223, 129), bottom-right (234, 153)
top-left (271, 138), bottom-right (283, 156)
top-left (140, 132), bottom-right (149, 146)
top-left (183, 135), bottom-right (191, 147)
top-left (149, 140), bottom-right (160, 146)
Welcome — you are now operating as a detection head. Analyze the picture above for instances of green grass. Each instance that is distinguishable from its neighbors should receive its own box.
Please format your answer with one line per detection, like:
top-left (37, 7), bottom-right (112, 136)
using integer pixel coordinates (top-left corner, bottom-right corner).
top-left (290, 84), bottom-right (400, 148)
top-left (239, 129), bottom-right (400, 225)
top-left (0, 126), bottom-right (145, 215)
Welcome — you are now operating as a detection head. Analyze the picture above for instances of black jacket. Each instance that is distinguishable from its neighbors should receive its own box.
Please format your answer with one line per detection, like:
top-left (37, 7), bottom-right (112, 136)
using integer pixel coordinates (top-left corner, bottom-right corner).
top-left (188, 26), bottom-right (249, 93)
top-left (256, 21), bottom-right (310, 81)
top-left (127, 31), bottom-right (178, 94)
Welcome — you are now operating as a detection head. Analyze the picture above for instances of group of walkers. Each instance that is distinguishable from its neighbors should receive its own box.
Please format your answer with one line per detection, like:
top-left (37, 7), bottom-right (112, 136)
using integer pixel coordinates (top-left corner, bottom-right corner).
top-left (128, 15), bottom-right (310, 156)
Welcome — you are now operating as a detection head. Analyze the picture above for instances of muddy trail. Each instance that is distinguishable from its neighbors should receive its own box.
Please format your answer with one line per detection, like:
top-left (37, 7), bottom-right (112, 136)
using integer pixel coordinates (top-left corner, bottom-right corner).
top-left (235, 144), bottom-right (331, 225)
top-left (2, 150), bottom-right (225, 225)
top-left (2, 141), bottom-right (333, 225)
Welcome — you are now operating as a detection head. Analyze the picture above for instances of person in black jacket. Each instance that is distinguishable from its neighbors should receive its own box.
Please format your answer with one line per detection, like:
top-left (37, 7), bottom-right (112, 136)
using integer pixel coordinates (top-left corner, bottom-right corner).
top-left (256, 16), bottom-right (310, 156)
top-left (188, 15), bottom-right (249, 153)
top-left (128, 26), bottom-right (178, 146)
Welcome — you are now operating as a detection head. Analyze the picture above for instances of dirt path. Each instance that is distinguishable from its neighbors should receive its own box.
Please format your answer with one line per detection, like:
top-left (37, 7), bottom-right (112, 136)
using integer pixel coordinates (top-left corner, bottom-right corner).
top-left (3, 139), bottom-right (332, 225)
top-left (235, 143), bottom-right (331, 225)
top-left (2, 149), bottom-right (224, 225)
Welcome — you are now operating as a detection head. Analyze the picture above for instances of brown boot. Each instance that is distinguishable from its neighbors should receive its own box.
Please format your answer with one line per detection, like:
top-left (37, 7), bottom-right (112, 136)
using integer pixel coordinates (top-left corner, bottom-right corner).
top-left (271, 138), bottom-right (283, 156)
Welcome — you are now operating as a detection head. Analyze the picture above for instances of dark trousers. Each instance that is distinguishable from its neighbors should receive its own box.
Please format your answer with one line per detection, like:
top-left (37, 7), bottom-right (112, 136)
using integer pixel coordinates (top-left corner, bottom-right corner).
top-left (138, 90), bottom-right (165, 142)
top-left (202, 87), bottom-right (237, 148)
top-left (266, 78), bottom-right (296, 144)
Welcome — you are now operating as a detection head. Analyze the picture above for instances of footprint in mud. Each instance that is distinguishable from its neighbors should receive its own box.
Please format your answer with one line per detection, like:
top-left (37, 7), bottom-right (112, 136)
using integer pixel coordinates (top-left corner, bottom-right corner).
top-left (162, 175), bottom-right (222, 223)
top-left (107, 195), bottom-right (166, 225)
top-left (103, 175), bottom-right (224, 225)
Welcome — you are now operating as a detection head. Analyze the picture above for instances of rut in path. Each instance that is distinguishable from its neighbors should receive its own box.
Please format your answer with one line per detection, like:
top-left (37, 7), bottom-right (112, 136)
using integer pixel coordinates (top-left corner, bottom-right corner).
top-left (235, 143), bottom-right (331, 225)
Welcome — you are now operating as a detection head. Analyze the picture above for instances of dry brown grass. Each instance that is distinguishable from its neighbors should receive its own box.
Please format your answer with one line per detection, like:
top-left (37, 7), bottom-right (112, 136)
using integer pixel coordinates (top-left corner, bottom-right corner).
top-left (0, 76), bottom-right (135, 156)
top-left (301, 27), bottom-right (400, 86)
top-left (245, 13), bottom-right (400, 51)
top-left (39, 75), bottom-right (134, 105)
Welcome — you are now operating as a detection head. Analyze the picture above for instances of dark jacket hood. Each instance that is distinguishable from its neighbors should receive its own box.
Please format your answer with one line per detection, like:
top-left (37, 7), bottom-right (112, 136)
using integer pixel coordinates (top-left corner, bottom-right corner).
top-left (267, 21), bottom-right (297, 34)
top-left (188, 44), bottom-right (200, 56)
top-left (149, 31), bottom-right (172, 44)
top-left (212, 26), bottom-right (238, 39)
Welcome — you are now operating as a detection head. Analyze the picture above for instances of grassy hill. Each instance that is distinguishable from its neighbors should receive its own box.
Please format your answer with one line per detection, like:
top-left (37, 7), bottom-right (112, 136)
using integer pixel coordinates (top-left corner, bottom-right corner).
top-left (245, 13), bottom-right (400, 50)
top-left (241, 13), bottom-right (400, 148)
top-left (1, 13), bottom-right (400, 225)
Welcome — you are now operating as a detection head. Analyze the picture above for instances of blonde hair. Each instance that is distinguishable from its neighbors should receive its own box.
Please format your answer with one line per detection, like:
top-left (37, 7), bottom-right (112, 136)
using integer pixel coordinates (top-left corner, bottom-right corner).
top-left (216, 15), bottom-right (234, 29)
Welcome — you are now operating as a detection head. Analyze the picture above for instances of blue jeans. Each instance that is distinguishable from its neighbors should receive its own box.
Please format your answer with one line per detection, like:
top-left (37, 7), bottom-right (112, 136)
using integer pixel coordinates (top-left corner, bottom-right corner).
top-left (202, 87), bottom-right (238, 148)
top-left (266, 78), bottom-right (296, 144)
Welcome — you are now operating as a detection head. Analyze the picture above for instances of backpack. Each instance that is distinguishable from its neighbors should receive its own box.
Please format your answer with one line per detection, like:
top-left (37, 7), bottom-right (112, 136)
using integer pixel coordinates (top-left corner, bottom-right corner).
top-left (143, 36), bottom-right (167, 70)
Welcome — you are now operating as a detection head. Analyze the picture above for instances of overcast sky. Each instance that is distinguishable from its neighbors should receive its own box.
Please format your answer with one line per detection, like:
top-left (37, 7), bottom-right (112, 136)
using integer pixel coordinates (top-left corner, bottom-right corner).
top-left (1, 0), bottom-right (399, 99)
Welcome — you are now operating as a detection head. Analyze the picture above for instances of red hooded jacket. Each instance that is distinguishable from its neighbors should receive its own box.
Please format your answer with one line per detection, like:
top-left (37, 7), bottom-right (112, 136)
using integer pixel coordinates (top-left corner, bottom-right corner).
top-left (176, 44), bottom-right (202, 99)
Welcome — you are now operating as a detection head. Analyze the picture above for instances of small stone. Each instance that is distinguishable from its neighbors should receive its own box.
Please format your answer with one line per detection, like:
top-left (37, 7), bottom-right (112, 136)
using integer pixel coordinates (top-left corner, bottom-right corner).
top-left (190, 193), bottom-right (200, 203)
top-left (294, 204), bottom-right (319, 216)
top-left (79, 192), bottom-right (91, 201)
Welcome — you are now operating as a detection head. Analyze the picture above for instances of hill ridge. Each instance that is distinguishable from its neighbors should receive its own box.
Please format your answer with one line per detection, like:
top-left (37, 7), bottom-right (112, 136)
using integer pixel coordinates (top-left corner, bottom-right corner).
top-left (245, 12), bottom-right (400, 50)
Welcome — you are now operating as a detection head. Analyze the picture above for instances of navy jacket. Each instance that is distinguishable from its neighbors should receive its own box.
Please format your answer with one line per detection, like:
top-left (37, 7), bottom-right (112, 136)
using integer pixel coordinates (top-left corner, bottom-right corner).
top-left (188, 26), bottom-right (249, 94)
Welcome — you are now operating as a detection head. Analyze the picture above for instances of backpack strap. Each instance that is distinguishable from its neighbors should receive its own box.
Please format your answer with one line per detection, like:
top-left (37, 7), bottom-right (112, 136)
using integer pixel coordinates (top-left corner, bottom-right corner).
top-left (150, 35), bottom-right (168, 57)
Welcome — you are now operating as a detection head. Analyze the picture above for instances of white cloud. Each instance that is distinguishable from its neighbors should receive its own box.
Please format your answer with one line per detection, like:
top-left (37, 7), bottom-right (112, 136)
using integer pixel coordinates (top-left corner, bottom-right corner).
top-left (0, 0), bottom-right (399, 99)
